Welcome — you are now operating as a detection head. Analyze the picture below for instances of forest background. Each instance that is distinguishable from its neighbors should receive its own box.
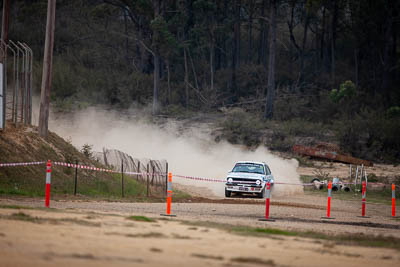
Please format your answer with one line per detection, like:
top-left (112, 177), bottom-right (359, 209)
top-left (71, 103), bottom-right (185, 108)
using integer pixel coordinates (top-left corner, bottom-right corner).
top-left (3, 0), bottom-right (400, 163)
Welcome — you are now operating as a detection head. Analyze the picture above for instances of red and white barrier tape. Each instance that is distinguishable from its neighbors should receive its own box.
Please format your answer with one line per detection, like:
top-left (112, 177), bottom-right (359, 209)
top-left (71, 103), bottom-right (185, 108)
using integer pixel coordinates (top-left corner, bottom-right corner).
top-left (173, 175), bottom-right (393, 187)
top-left (54, 163), bottom-right (157, 176)
top-left (53, 162), bottom-right (117, 173)
top-left (0, 161), bottom-right (45, 167)
top-left (369, 182), bottom-right (400, 189)
top-left (275, 182), bottom-right (315, 186)
top-left (1, 161), bottom-right (399, 189)
top-left (175, 174), bottom-right (320, 185)
top-left (174, 174), bottom-right (225, 183)
top-left (124, 171), bottom-right (147, 176)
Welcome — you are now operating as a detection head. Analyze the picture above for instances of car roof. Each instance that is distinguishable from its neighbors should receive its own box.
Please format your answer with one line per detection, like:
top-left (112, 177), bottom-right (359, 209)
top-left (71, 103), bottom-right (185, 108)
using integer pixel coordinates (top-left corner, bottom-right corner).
top-left (235, 161), bottom-right (266, 166)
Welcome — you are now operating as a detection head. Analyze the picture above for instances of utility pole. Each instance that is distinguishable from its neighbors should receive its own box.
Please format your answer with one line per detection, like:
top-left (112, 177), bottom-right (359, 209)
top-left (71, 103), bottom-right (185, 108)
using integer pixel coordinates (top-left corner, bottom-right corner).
top-left (38, 0), bottom-right (56, 138)
top-left (1, 0), bottom-right (10, 52)
top-left (1, 0), bottom-right (10, 131)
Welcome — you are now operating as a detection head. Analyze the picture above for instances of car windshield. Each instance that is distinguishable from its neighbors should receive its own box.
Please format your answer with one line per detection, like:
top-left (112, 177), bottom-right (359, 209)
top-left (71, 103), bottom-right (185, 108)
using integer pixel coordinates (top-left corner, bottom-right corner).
top-left (232, 163), bottom-right (265, 174)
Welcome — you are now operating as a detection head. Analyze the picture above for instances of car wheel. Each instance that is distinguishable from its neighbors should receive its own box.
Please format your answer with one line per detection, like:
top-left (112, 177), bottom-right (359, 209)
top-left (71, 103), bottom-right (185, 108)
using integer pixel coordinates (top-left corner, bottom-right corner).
top-left (258, 188), bottom-right (266, 198)
top-left (225, 188), bottom-right (231, 197)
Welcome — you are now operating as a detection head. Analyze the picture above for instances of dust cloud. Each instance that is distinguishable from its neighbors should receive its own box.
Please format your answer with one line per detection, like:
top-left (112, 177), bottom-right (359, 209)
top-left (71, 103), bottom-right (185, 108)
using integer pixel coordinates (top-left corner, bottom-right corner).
top-left (34, 106), bottom-right (303, 198)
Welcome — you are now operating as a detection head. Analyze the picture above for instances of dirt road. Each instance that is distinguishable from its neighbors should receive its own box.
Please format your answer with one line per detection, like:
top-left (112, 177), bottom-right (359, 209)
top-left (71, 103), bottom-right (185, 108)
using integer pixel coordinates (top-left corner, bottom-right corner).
top-left (0, 194), bottom-right (399, 267)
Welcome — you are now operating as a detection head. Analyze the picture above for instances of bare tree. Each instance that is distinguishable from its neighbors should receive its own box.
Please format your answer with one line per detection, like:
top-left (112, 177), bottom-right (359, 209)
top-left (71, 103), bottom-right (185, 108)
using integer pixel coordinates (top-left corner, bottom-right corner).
top-left (38, 0), bottom-right (56, 138)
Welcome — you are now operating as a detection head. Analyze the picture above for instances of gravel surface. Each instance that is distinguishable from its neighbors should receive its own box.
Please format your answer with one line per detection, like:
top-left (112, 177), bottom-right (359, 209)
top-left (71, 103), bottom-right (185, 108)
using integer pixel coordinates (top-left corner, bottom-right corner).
top-left (1, 194), bottom-right (399, 238)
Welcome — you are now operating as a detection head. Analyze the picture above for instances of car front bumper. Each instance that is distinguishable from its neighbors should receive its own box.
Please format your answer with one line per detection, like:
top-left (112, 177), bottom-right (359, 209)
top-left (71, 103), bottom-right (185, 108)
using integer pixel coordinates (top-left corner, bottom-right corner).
top-left (225, 185), bottom-right (263, 193)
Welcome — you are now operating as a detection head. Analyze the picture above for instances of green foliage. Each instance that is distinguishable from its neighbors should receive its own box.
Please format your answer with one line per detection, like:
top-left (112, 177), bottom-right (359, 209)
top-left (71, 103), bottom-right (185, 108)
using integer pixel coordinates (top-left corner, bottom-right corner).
top-left (151, 15), bottom-right (179, 56)
top-left (386, 106), bottom-right (400, 118)
top-left (329, 80), bottom-right (356, 103)
top-left (81, 144), bottom-right (93, 159)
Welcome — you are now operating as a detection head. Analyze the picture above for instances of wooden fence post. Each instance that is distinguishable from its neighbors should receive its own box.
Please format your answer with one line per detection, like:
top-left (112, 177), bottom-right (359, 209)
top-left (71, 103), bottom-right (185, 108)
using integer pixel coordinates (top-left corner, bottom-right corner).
top-left (151, 165), bottom-right (155, 186)
top-left (165, 162), bottom-right (168, 197)
top-left (146, 163), bottom-right (150, 197)
top-left (137, 161), bottom-right (140, 181)
top-left (74, 160), bottom-right (78, 195)
top-left (121, 160), bottom-right (124, 198)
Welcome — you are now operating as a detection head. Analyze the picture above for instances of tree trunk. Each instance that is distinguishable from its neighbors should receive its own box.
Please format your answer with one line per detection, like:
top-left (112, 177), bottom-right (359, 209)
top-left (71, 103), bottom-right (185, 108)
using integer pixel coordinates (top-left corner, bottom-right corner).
top-left (137, 27), bottom-right (148, 73)
top-left (215, 1), bottom-right (222, 70)
top-left (123, 9), bottom-right (129, 65)
top-left (209, 2), bottom-right (215, 91)
top-left (152, 52), bottom-right (160, 115)
top-left (234, 0), bottom-right (241, 68)
top-left (222, 0), bottom-right (229, 68)
top-left (152, 0), bottom-right (161, 115)
top-left (382, 8), bottom-right (393, 97)
top-left (0, 0), bottom-right (10, 130)
top-left (188, 49), bottom-right (199, 90)
top-left (258, 0), bottom-right (268, 67)
top-left (184, 47), bottom-right (189, 108)
top-left (39, 0), bottom-right (56, 138)
top-left (247, 0), bottom-right (254, 64)
top-left (354, 48), bottom-right (359, 88)
top-left (320, 7), bottom-right (326, 63)
top-left (287, 0), bottom-right (300, 75)
top-left (1, 0), bottom-right (10, 57)
top-left (264, 0), bottom-right (276, 119)
top-left (392, 14), bottom-right (398, 89)
top-left (210, 43), bottom-right (214, 92)
top-left (300, 10), bottom-right (309, 78)
top-left (230, 0), bottom-right (241, 100)
top-left (166, 59), bottom-right (171, 105)
top-left (330, 0), bottom-right (338, 86)
top-left (288, 0), bottom-right (300, 53)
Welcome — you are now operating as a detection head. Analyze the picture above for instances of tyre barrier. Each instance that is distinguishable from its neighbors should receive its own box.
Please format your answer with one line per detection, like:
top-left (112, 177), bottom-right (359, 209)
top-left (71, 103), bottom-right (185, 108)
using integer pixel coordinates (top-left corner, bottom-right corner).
top-left (0, 160), bottom-right (399, 220)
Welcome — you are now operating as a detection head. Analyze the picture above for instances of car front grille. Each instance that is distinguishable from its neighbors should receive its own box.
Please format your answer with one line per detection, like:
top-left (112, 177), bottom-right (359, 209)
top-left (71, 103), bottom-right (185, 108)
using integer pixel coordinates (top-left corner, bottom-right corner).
top-left (230, 177), bottom-right (259, 186)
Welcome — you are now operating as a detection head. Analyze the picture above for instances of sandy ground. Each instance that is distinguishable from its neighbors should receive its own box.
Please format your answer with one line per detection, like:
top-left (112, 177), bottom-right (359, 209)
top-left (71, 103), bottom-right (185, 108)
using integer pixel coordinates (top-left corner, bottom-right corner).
top-left (0, 194), bottom-right (399, 267)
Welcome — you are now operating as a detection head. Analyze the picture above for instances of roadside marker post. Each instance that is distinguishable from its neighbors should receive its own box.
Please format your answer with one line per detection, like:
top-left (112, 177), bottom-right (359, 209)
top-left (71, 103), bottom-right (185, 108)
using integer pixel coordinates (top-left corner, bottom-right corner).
top-left (362, 181), bottom-right (366, 216)
top-left (322, 181), bottom-right (335, 219)
top-left (259, 181), bottom-right (275, 222)
top-left (357, 181), bottom-right (370, 218)
top-left (45, 160), bottom-right (51, 208)
top-left (393, 184), bottom-right (396, 218)
top-left (161, 172), bottom-right (176, 217)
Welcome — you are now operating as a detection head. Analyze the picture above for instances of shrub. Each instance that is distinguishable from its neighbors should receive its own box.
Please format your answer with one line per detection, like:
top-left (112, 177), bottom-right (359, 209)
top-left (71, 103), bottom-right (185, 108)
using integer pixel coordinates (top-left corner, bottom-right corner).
top-left (217, 108), bottom-right (265, 147)
top-left (81, 144), bottom-right (94, 159)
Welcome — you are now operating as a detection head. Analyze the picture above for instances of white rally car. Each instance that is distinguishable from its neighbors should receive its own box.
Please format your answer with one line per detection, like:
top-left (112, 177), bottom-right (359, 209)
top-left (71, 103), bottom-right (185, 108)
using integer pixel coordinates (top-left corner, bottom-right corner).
top-left (225, 161), bottom-right (274, 198)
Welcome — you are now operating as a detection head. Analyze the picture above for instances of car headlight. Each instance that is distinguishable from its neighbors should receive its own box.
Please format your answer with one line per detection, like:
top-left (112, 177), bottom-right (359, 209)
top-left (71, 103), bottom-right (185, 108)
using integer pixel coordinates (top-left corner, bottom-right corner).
top-left (227, 178), bottom-right (233, 183)
top-left (256, 179), bottom-right (261, 185)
